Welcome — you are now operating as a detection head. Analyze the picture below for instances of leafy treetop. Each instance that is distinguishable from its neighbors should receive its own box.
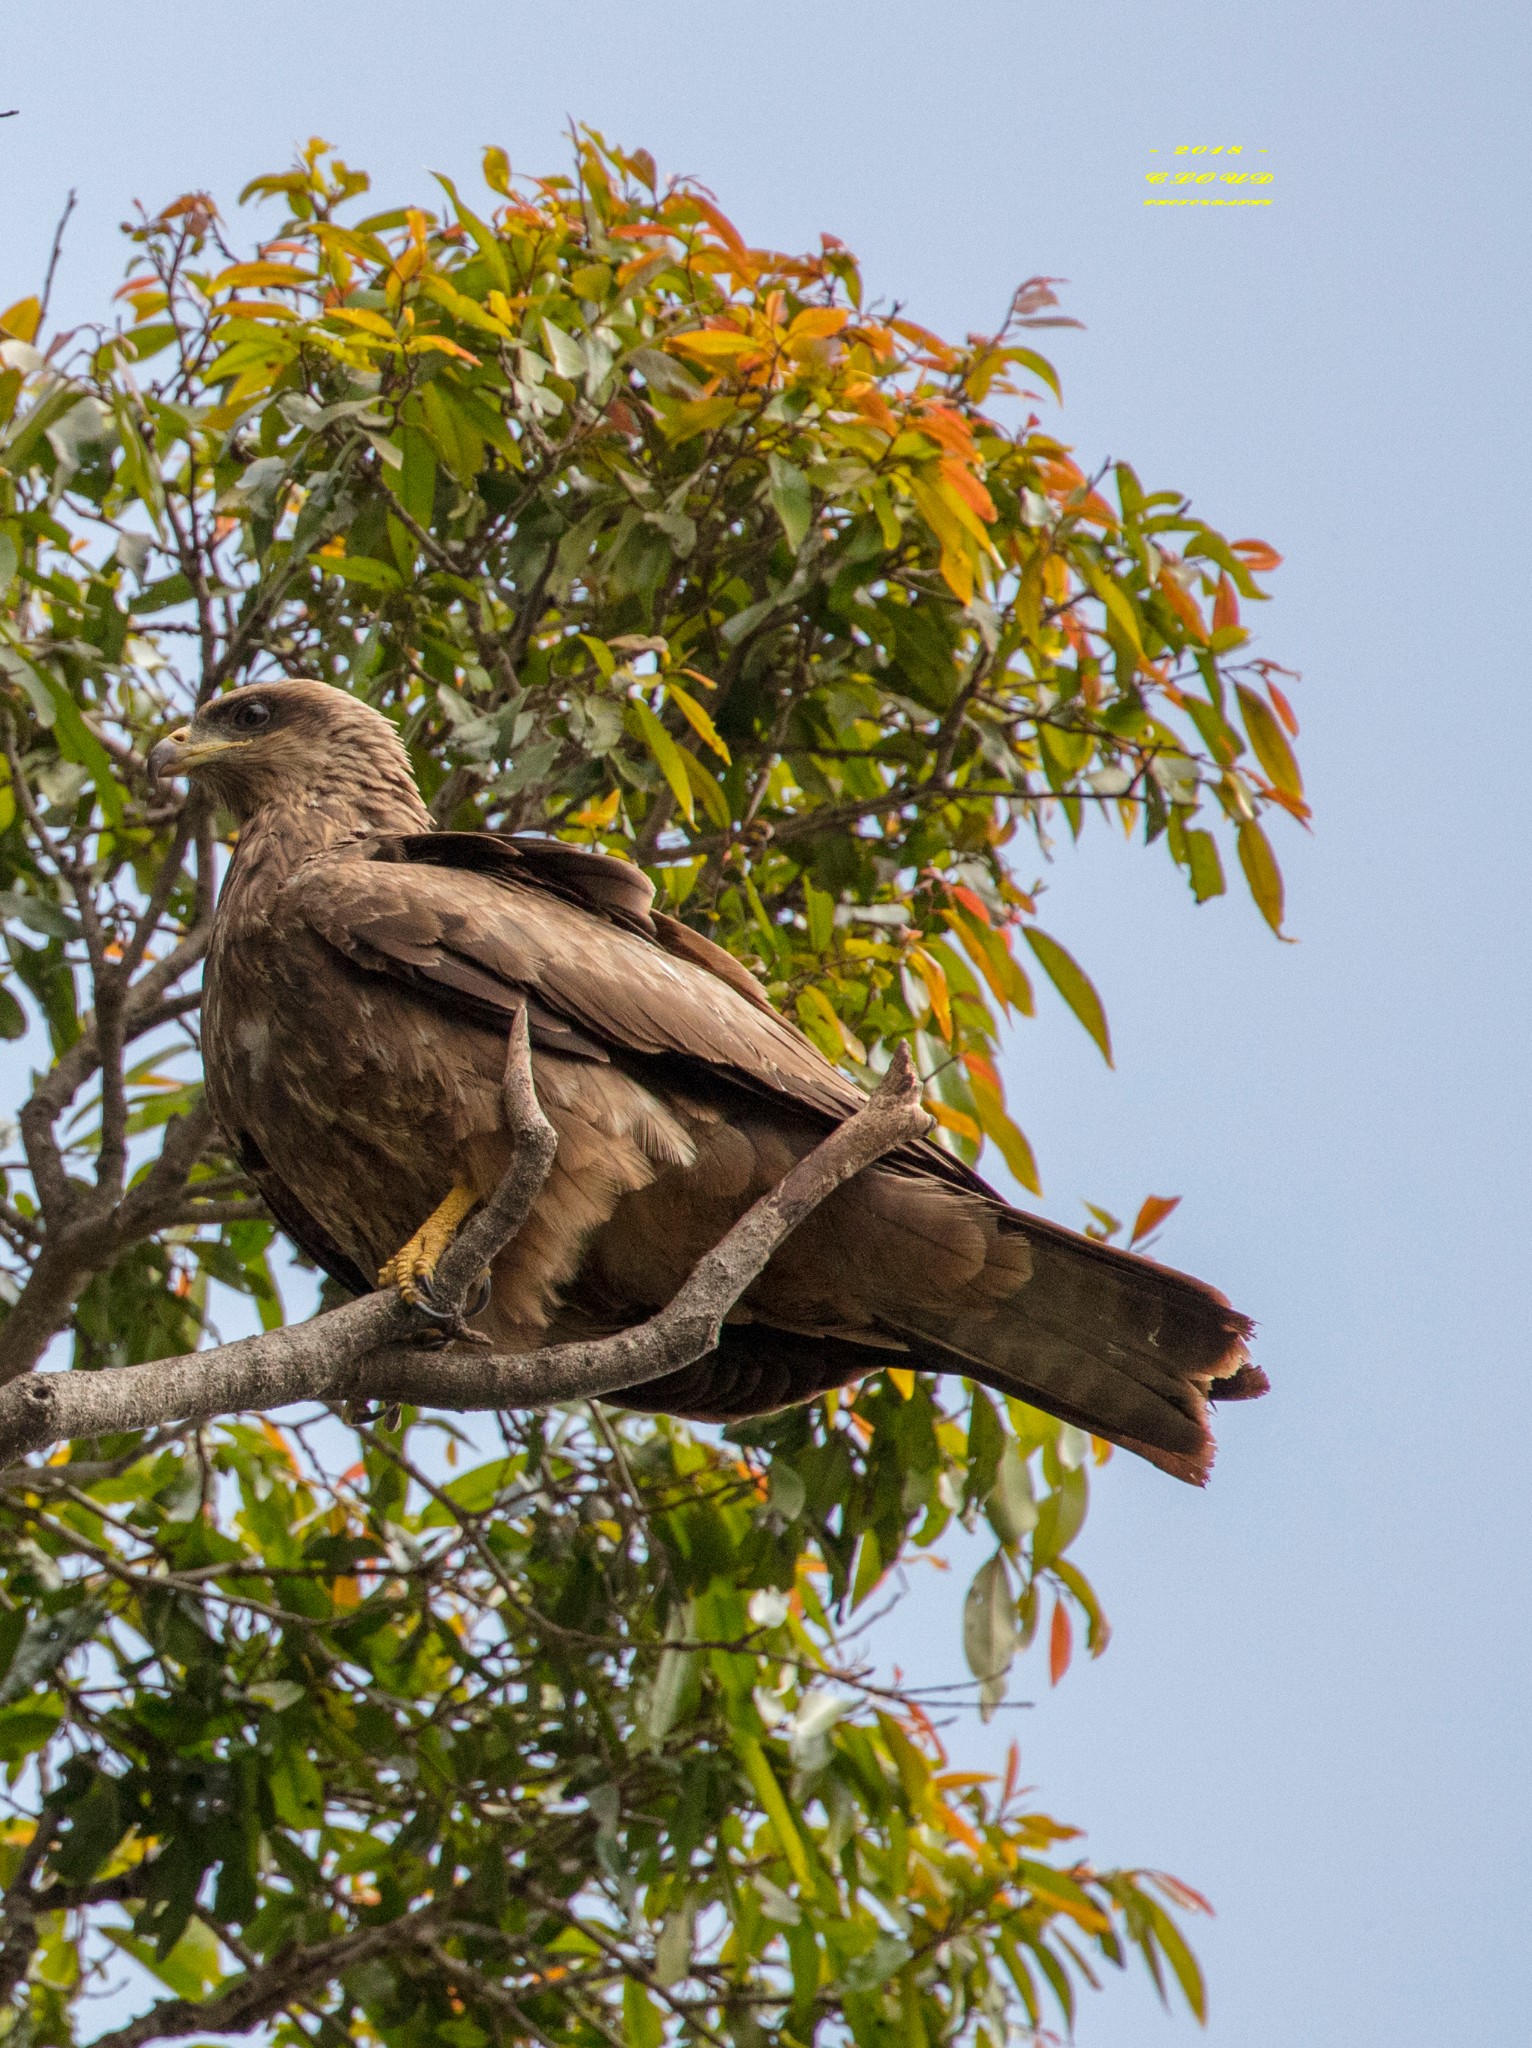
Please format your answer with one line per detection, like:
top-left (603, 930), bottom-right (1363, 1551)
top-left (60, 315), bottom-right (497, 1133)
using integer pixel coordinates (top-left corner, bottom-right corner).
top-left (0, 131), bottom-right (1294, 2047)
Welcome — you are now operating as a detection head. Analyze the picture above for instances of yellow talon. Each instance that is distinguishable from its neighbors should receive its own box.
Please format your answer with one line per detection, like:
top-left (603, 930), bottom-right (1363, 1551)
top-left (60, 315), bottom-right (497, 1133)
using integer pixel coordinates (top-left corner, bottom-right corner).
top-left (378, 1184), bottom-right (479, 1303)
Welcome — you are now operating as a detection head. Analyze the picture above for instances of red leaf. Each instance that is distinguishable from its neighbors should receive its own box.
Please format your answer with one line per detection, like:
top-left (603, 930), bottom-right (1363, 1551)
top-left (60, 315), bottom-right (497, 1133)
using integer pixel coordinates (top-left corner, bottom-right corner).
top-left (1049, 1600), bottom-right (1073, 1686)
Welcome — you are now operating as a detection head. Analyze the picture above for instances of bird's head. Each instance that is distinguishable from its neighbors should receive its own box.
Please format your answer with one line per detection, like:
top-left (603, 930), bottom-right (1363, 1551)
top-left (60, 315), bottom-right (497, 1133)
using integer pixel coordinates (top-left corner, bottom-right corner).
top-left (148, 681), bottom-right (428, 831)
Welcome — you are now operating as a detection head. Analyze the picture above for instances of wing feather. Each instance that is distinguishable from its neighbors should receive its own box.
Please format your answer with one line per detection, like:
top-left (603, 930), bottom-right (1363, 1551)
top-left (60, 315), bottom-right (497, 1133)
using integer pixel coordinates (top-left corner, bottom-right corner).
top-left (284, 837), bottom-right (862, 1123)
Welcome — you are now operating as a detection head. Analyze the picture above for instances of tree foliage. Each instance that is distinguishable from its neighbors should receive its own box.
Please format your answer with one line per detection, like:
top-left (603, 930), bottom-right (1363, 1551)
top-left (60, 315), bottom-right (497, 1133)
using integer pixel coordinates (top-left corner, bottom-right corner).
top-left (0, 133), bottom-right (1294, 2044)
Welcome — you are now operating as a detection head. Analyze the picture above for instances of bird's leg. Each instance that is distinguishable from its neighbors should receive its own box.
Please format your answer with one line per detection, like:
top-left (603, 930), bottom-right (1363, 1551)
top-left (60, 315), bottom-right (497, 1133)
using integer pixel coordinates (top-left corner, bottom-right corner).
top-left (379, 1184), bottom-right (481, 1305)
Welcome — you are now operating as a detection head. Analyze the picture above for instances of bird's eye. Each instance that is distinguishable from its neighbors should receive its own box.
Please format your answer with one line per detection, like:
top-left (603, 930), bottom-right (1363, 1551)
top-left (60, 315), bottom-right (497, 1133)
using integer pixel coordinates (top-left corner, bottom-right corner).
top-left (230, 699), bottom-right (273, 733)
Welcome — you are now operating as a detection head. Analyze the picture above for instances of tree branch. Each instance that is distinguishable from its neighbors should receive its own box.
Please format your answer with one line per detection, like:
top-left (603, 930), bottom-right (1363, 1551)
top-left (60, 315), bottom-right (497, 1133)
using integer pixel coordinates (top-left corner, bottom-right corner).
top-left (85, 1911), bottom-right (438, 2048)
top-left (0, 1035), bottom-right (929, 1464)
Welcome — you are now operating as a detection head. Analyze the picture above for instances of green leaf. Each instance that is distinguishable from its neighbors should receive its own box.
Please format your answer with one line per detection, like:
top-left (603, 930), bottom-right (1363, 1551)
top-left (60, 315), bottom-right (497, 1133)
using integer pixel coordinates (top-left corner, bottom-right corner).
top-left (396, 423), bottom-right (437, 531)
top-left (317, 553), bottom-right (402, 591)
top-left (623, 1979), bottom-right (665, 2048)
top-left (962, 1552), bottom-right (1017, 1683)
top-left (768, 455), bottom-right (812, 551)
top-left (1184, 827), bottom-right (1226, 903)
top-left (1032, 1467), bottom-right (1088, 1570)
top-left (803, 877), bottom-right (835, 954)
top-left (735, 1734), bottom-right (812, 1886)
top-left (0, 1697), bottom-right (63, 1762)
top-left (105, 1919), bottom-right (227, 2005)
top-left (645, 1639), bottom-right (697, 1743)
top-left (1022, 927), bottom-right (1113, 1065)
top-left (987, 1442), bottom-right (1039, 1546)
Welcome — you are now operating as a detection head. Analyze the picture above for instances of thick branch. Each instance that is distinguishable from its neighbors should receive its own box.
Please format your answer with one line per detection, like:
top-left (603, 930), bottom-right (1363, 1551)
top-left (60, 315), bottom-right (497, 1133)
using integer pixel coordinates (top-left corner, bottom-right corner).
top-left (86, 1912), bottom-right (437, 2048)
top-left (0, 1041), bottom-right (929, 1464)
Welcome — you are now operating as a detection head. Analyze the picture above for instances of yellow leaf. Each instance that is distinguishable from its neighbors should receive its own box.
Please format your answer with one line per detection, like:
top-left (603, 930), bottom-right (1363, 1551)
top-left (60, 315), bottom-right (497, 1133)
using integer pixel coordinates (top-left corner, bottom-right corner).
top-left (795, 985), bottom-right (865, 1063)
top-left (566, 788), bottom-right (622, 830)
top-left (326, 305), bottom-right (398, 339)
top-left (407, 334), bottom-right (482, 365)
top-left (1235, 683), bottom-right (1304, 802)
top-left (678, 747), bottom-right (731, 829)
top-left (666, 682), bottom-right (730, 762)
top-left (667, 328), bottom-right (760, 364)
top-left (417, 274), bottom-right (512, 337)
top-left (909, 948), bottom-right (953, 1039)
top-left (1236, 818), bottom-right (1286, 934)
top-left (628, 703), bottom-right (695, 823)
top-left (886, 1367), bottom-right (916, 1400)
top-left (216, 300), bottom-right (300, 323)
top-left (786, 306), bottom-right (849, 343)
top-left (208, 261), bottom-right (316, 291)
top-left (0, 297), bottom-right (43, 343)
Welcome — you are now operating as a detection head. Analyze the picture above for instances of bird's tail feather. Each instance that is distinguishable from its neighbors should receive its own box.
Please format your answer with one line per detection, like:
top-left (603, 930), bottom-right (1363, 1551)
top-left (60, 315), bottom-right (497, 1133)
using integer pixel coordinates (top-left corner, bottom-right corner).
top-left (885, 1210), bottom-right (1261, 1484)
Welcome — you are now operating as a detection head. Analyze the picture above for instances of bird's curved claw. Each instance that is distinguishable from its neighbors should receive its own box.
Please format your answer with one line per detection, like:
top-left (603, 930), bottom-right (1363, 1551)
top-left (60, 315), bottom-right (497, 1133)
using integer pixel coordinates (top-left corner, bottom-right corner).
top-left (407, 1267), bottom-right (494, 1346)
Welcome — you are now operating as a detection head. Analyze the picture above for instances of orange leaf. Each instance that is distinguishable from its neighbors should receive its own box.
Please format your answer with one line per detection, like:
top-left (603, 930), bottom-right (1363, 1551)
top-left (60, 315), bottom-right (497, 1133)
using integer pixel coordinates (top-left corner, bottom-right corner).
top-left (890, 316), bottom-right (957, 367)
top-left (1231, 537), bottom-right (1283, 573)
top-left (950, 885), bottom-right (991, 926)
top-left (688, 193), bottom-right (750, 260)
top-left (1037, 456), bottom-right (1087, 499)
top-left (933, 1799), bottom-right (985, 1854)
top-left (915, 402), bottom-right (978, 462)
top-left (1049, 1600), bottom-right (1072, 1686)
top-left (260, 1418), bottom-right (300, 1471)
top-left (1073, 492), bottom-right (1115, 529)
top-left (926, 1099), bottom-right (982, 1144)
top-left (1213, 574), bottom-right (1240, 633)
top-left (849, 385), bottom-right (900, 436)
top-left (1157, 568), bottom-right (1206, 639)
top-left (1129, 1193), bottom-right (1181, 1245)
top-left (940, 458), bottom-right (998, 525)
top-left (1268, 680), bottom-right (1300, 736)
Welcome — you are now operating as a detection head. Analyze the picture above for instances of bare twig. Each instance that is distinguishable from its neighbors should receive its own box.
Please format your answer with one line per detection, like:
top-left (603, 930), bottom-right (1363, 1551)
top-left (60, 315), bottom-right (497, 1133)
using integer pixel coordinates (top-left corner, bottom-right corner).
top-left (0, 1042), bottom-right (929, 1463)
top-left (38, 188), bottom-right (77, 330)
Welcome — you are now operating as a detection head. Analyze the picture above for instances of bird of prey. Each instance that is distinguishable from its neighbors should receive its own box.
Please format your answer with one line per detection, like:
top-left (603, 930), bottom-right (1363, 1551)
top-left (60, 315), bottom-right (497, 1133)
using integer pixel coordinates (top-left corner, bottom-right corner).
top-left (148, 681), bottom-right (1264, 1482)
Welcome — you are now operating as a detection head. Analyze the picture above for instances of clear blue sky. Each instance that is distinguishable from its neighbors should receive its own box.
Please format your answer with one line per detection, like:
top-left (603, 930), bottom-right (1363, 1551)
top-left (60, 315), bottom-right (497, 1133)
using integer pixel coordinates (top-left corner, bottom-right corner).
top-left (5, 2), bottom-right (1529, 2039)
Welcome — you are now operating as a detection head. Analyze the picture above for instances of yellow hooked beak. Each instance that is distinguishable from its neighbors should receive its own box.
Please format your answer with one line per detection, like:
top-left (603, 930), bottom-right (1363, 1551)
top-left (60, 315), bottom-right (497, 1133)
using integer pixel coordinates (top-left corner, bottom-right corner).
top-left (147, 727), bottom-right (248, 786)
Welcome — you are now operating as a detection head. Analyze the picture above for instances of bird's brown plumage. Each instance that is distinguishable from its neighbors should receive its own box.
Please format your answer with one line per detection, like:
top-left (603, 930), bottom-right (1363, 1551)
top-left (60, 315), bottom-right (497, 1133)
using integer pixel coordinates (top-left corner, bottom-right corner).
top-left (158, 680), bottom-right (1265, 1484)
